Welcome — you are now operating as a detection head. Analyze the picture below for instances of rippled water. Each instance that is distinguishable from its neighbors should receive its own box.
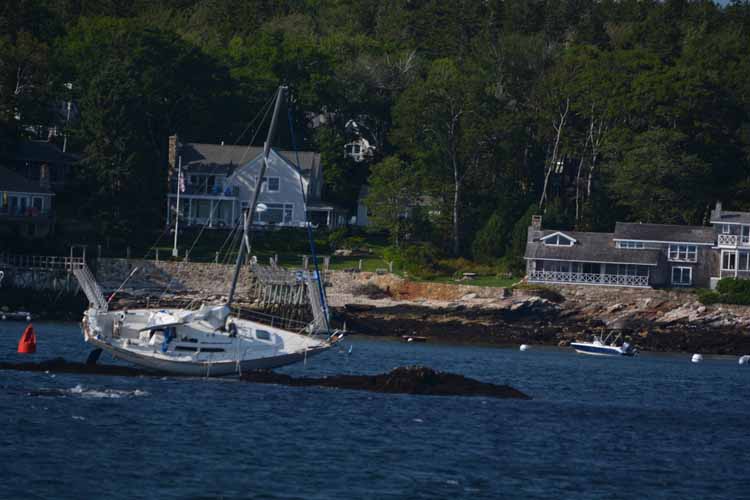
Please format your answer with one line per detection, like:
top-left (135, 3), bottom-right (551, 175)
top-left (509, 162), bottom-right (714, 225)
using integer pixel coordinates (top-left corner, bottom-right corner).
top-left (1, 320), bottom-right (748, 499)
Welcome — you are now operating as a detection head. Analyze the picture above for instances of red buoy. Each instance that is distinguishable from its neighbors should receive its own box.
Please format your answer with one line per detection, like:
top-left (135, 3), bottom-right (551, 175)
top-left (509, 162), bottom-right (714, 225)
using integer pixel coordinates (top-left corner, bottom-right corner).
top-left (17, 324), bottom-right (36, 354)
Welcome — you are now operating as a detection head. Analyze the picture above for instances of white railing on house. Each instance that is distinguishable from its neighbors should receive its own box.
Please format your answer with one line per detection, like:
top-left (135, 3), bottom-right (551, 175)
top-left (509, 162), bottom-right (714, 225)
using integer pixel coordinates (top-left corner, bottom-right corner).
top-left (0, 254), bottom-right (85, 271)
top-left (717, 234), bottom-right (750, 247)
top-left (719, 269), bottom-right (750, 279)
top-left (528, 270), bottom-right (649, 287)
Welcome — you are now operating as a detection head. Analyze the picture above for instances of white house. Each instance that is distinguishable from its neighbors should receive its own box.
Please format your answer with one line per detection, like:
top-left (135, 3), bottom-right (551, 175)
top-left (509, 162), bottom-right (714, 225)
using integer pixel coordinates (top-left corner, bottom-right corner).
top-left (166, 137), bottom-right (346, 229)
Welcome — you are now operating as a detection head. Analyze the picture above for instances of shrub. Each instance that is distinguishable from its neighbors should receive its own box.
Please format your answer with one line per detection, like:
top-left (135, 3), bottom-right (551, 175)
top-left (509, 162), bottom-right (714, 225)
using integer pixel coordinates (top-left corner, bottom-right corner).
top-left (512, 283), bottom-right (565, 303)
top-left (697, 279), bottom-right (750, 305)
top-left (351, 283), bottom-right (391, 299)
top-left (696, 289), bottom-right (721, 305)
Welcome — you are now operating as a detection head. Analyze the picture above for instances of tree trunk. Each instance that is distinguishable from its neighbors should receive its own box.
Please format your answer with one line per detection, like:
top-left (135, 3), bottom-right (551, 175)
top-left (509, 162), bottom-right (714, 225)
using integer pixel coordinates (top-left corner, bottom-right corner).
top-left (539, 97), bottom-right (569, 209)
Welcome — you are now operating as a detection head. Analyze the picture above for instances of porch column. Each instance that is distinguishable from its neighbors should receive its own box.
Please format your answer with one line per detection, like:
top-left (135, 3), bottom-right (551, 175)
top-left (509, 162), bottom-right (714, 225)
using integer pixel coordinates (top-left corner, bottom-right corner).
top-left (736, 250), bottom-right (739, 278)
top-left (326, 209), bottom-right (331, 227)
top-left (231, 200), bottom-right (236, 225)
top-left (188, 198), bottom-right (193, 225)
top-left (166, 198), bottom-right (171, 226)
top-left (209, 199), bottom-right (214, 227)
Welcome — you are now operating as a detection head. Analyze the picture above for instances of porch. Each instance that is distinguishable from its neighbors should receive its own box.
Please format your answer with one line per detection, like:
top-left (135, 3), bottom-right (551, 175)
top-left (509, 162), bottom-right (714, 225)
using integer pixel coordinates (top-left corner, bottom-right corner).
top-left (167, 195), bottom-right (238, 228)
top-left (527, 260), bottom-right (651, 288)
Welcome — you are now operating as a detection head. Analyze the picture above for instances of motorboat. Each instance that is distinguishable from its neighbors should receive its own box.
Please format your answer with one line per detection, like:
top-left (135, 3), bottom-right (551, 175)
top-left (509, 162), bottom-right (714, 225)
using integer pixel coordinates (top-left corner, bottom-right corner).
top-left (571, 332), bottom-right (637, 357)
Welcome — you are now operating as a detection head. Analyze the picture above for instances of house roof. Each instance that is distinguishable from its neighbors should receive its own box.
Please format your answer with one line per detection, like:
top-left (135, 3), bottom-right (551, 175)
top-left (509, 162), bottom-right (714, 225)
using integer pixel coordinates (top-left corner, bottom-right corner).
top-left (9, 140), bottom-right (78, 164)
top-left (525, 228), bottom-right (660, 265)
top-left (0, 166), bottom-right (52, 194)
top-left (179, 143), bottom-right (320, 176)
top-left (614, 222), bottom-right (715, 244)
top-left (710, 207), bottom-right (750, 225)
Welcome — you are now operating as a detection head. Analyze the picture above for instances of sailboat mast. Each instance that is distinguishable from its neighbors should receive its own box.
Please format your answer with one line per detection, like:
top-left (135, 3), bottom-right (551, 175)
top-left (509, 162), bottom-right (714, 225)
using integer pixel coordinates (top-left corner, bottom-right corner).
top-left (227, 85), bottom-right (287, 307)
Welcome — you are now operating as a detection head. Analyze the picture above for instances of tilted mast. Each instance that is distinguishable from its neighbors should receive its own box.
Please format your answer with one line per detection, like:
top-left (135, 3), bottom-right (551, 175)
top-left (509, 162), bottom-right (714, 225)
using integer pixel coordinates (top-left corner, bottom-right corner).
top-left (227, 85), bottom-right (287, 306)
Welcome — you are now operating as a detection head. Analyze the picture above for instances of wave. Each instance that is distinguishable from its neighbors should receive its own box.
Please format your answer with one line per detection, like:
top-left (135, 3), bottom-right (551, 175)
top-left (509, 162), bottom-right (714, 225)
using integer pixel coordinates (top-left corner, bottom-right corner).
top-left (24, 384), bottom-right (149, 399)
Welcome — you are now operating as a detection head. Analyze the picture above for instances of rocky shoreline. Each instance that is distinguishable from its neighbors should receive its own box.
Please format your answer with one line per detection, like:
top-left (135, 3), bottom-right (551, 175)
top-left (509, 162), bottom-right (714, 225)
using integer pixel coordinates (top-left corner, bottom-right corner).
top-left (332, 282), bottom-right (750, 355)
top-left (6, 265), bottom-right (750, 355)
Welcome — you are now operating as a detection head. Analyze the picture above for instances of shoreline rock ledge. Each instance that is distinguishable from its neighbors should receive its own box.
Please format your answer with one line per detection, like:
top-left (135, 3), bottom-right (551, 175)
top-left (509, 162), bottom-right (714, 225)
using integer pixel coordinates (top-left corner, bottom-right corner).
top-left (240, 365), bottom-right (531, 399)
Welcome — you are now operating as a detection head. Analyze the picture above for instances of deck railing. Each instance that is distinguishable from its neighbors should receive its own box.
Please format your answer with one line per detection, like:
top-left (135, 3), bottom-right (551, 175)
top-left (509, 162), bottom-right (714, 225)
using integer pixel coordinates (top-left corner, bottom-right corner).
top-left (528, 270), bottom-right (649, 287)
top-left (717, 234), bottom-right (750, 247)
top-left (0, 254), bottom-right (85, 271)
top-left (719, 269), bottom-right (750, 279)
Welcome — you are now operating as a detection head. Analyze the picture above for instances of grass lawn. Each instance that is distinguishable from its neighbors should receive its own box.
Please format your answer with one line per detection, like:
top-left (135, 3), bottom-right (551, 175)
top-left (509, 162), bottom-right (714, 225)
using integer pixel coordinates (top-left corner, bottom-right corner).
top-left (416, 275), bottom-right (519, 288)
top-left (130, 228), bottom-right (520, 288)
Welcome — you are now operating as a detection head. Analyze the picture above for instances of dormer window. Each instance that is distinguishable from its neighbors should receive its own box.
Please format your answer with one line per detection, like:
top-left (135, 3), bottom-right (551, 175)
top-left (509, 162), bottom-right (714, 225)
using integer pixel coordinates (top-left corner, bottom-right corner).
top-left (541, 232), bottom-right (576, 247)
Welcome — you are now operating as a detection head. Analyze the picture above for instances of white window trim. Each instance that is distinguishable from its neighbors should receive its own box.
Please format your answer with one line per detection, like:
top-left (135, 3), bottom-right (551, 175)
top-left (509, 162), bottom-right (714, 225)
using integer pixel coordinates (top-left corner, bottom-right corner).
top-left (667, 244), bottom-right (698, 263)
top-left (524, 257), bottom-right (658, 267)
top-left (721, 250), bottom-right (737, 271)
top-left (671, 266), bottom-right (692, 286)
top-left (612, 238), bottom-right (713, 247)
top-left (261, 176), bottom-right (280, 193)
top-left (540, 231), bottom-right (576, 246)
top-left (616, 240), bottom-right (645, 249)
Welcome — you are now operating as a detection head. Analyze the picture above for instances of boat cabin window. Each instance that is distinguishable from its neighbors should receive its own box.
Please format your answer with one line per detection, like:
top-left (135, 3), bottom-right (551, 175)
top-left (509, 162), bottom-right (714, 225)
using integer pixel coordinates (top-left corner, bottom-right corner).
top-left (255, 330), bottom-right (271, 341)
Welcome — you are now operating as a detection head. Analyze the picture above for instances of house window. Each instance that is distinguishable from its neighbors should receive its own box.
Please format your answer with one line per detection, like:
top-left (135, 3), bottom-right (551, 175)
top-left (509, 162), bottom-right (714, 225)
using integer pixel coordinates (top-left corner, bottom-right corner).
top-left (722, 224), bottom-right (731, 234)
top-left (616, 241), bottom-right (644, 249)
top-left (542, 233), bottom-right (575, 247)
top-left (739, 252), bottom-right (750, 271)
top-left (672, 267), bottom-right (692, 286)
top-left (540, 261), bottom-right (571, 272)
top-left (283, 204), bottom-right (293, 223)
top-left (722, 251), bottom-right (737, 271)
top-left (668, 244), bottom-right (697, 262)
top-left (254, 203), bottom-right (293, 224)
top-left (32, 197), bottom-right (43, 212)
top-left (260, 177), bottom-right (280, 192)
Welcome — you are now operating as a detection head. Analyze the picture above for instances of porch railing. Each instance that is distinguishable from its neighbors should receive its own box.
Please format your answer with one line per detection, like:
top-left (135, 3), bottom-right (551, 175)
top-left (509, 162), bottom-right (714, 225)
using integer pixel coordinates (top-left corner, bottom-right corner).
top-left (528, 270), bottom-right (649, 287)
top-left (717, 234), bottom-right (750, 247)
top-left (0, 254), bottom-right (85, 271)
top-left (719, 269), bottom-right (750, 279)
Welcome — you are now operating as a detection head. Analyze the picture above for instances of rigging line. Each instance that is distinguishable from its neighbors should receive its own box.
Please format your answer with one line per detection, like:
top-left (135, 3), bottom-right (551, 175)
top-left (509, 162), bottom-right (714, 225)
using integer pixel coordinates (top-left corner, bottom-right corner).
top-left (287, 103), bottom-right (331, 334)
top-left (157, 91), bottom-right (280, 301)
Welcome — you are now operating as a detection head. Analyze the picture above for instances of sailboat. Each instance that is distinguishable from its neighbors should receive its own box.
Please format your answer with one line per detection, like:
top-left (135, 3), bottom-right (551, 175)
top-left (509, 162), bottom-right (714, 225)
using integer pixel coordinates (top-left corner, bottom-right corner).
top-left (74, 86), bottom-right (342, 376)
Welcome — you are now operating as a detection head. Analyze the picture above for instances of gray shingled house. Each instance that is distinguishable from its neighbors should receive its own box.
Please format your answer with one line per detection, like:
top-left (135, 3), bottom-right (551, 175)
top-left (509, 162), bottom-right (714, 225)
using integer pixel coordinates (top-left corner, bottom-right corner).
top-left (524, 206), bottom-right (731, 288)
top-left (165, 136), bottom-right (347, 229)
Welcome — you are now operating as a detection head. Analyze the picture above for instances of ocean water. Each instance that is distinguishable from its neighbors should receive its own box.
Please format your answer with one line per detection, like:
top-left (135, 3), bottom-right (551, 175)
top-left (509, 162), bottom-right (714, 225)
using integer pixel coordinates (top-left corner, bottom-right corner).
top-left (0, 320), bottom-right (748, 500)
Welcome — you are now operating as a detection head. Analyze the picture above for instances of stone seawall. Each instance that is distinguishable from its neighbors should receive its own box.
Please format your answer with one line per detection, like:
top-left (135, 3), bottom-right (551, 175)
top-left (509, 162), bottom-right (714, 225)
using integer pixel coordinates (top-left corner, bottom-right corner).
top-left (94, 258), bottom-right (252, 296)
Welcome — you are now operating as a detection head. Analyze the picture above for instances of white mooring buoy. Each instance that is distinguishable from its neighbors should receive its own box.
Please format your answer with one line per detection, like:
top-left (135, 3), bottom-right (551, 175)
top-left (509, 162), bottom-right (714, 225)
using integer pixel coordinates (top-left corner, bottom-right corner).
top-left (691, 353), bottom-right (704, 363)
top-left (739, 355), bottom-right (750, 365)
top-left (519, 344), bottom-right (529, 352)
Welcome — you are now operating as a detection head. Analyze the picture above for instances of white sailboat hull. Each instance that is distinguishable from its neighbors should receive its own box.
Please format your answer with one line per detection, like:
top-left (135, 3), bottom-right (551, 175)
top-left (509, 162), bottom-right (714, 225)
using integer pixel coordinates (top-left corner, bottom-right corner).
top-left (82, 308), bottom-right (335, 377)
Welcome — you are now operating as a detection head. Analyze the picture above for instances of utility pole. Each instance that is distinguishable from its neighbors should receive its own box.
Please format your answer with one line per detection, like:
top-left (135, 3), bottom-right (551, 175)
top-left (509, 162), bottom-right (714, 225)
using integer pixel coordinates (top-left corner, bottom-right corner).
top-left (172, 155), bottom-right (182, 257)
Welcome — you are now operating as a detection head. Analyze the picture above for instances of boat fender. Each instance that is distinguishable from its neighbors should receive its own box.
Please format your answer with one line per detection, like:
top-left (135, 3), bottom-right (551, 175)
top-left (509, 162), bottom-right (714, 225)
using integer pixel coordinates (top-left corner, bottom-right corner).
top-left (519, 344), bottom-right (529, 351)
top-left (228, 322), bottom-right (237, 338)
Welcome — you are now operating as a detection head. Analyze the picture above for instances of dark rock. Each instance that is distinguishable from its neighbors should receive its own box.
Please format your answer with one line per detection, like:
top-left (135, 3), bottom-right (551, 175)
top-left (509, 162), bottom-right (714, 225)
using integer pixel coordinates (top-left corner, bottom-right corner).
top-left (240, 366), bottom-right (530, 399)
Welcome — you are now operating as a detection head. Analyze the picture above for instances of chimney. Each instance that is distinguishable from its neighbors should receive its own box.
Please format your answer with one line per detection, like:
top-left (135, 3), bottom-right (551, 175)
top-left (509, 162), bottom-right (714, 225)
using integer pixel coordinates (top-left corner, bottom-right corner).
top-left (531, 215), bottom-right (542, 230)
top-left (168, 134), bottom-right (178, 175)
top-left (39, 163), bottom-right (50, 189)
top-left (715, 200), bottom-right (722, 216)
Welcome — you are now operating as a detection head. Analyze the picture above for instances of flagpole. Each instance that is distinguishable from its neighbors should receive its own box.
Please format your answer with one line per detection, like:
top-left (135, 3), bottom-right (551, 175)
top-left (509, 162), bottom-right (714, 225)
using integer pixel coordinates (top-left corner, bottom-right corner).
top-left (172, 155), bottom-right (182, 258)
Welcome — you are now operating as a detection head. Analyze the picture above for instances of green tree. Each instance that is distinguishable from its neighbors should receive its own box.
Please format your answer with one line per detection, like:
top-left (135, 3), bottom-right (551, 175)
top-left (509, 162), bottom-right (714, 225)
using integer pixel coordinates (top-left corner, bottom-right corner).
top-left (364, 156), bottom-right (420, 247)
top-left (392, 58), bottom-right (490, 256)
top-left (606, 128), bottom-right (710, 224)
